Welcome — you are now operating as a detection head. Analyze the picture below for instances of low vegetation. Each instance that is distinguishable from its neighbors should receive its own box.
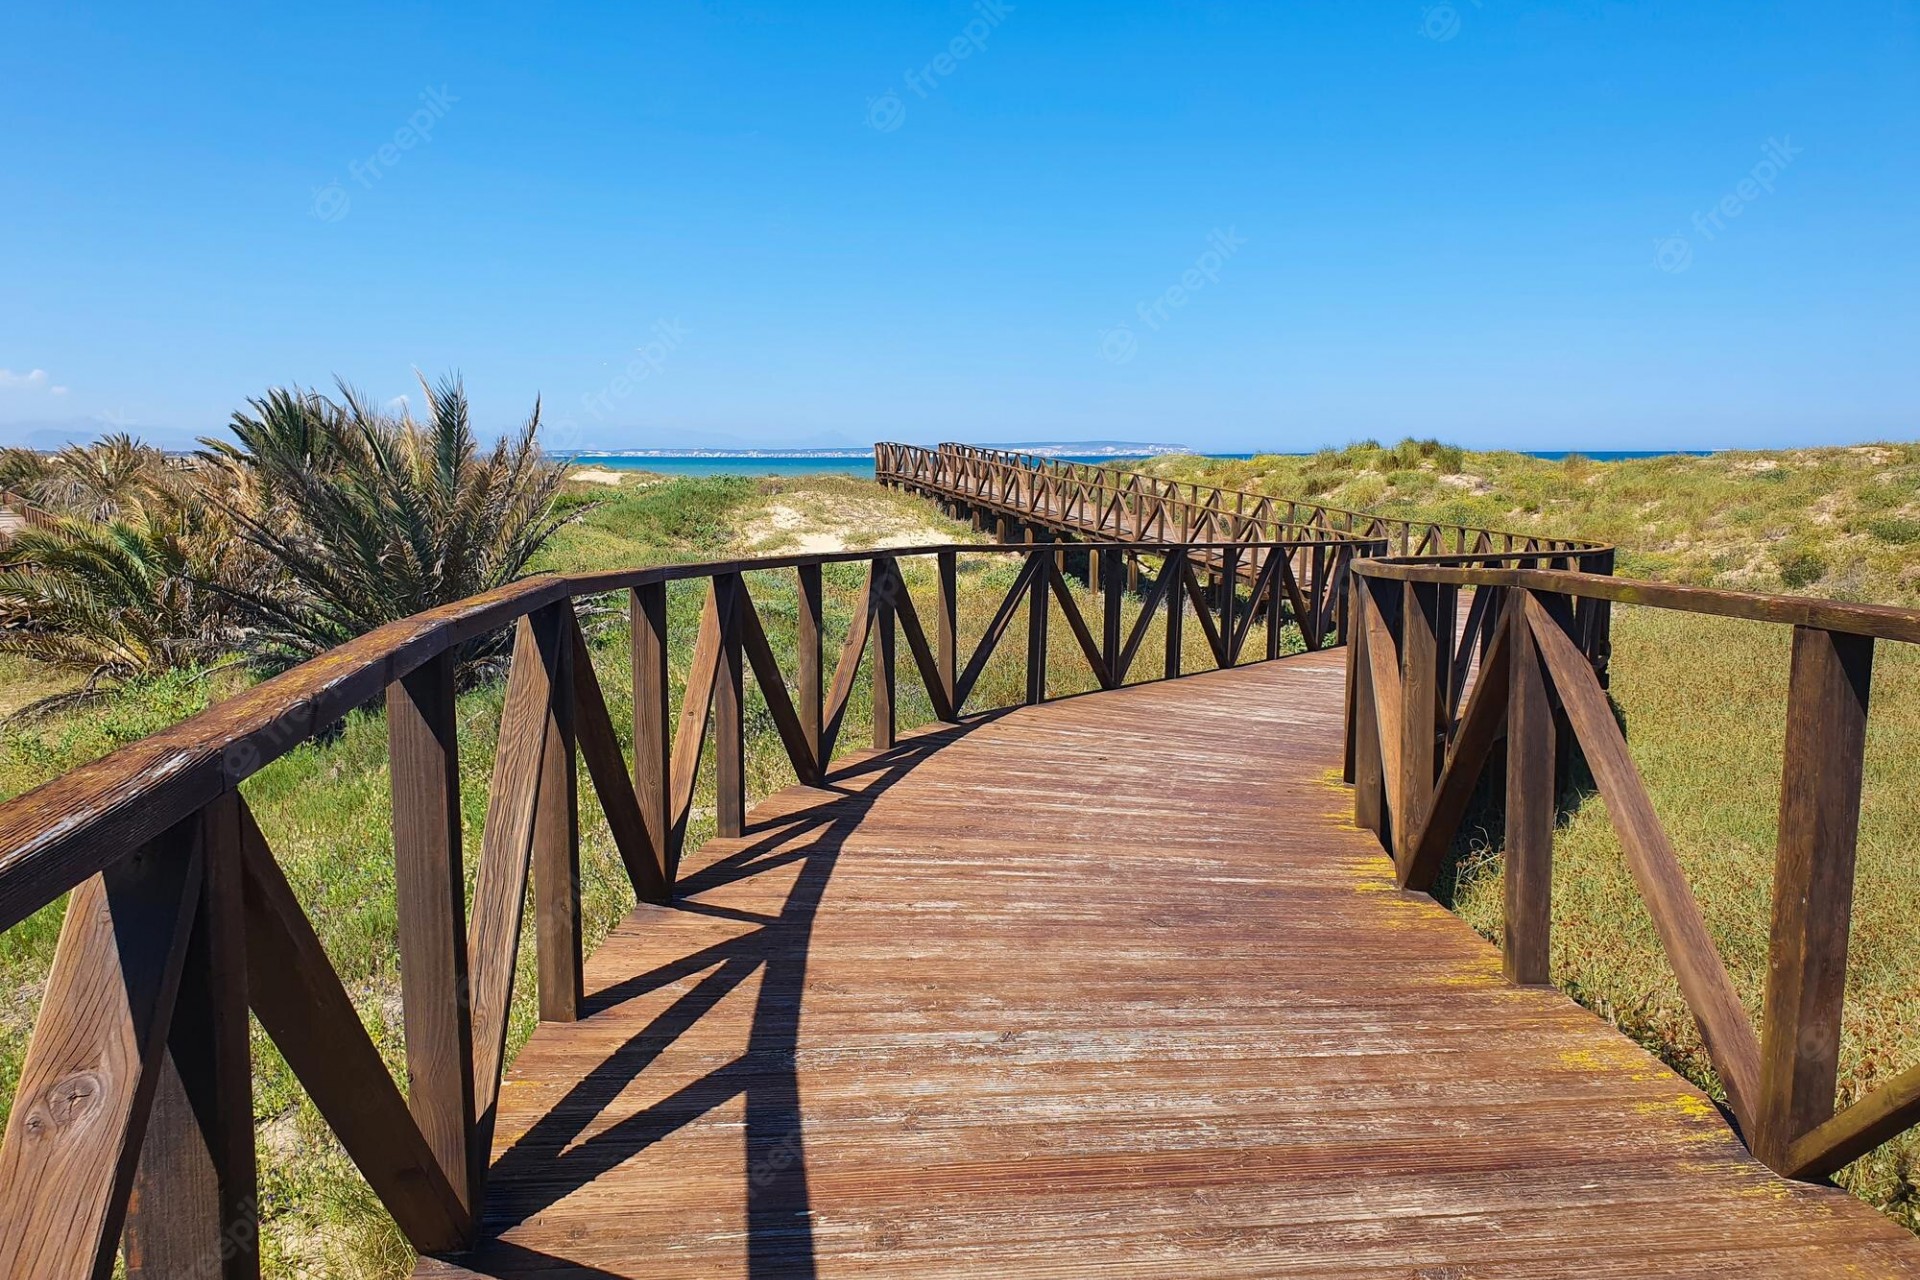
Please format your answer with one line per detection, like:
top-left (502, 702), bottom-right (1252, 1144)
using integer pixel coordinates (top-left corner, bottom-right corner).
top-left (1144, 439), bottom-right (1920, 1229)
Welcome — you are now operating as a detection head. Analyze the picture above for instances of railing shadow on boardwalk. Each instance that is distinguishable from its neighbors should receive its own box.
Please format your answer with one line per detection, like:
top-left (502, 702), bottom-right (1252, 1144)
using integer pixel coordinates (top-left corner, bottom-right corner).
top-left (470, 728), bottom-right (978, 1278)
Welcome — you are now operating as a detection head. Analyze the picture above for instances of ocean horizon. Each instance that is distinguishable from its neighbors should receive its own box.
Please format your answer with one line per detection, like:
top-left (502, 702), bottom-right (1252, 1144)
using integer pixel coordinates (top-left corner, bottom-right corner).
top-left (565, 449), bottom-right (1713, 479)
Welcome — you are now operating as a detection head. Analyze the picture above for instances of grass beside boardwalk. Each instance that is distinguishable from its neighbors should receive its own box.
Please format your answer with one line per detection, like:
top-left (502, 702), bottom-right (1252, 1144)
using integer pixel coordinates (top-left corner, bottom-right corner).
top-left (0, 469), bottom-right (1270, 1277)
top-left (1144, 441), bottom-right (1920, 1229)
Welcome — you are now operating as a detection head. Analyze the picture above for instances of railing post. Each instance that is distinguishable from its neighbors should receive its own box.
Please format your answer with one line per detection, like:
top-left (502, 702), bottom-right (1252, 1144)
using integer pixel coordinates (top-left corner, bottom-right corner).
top-left (632, 583), bottom-right (672, 881)
top-left (1026, 544), bottom-right (1050, 704)
top-left (1164, 548), bottom-right (1185, 679)
top-left (1219, 545), bottom-right (1239, 665)
top-left (1757, 626), bottom-right (1873, 1166)
top-left (936, 551), bottom-right (958, 719)
top-left (874, 559), bottom-right (898, 746)
top-left (1504, 592), bottom-right (1555, 985)
top-left (1350, 574), bottom-right (1384, 835)
top-left (532, 602), bottom-right (582, 1023)
top-left (386, 649), bottom-right (475, 1211)
top-left (1396, 580), bottom-right (1440, 866)
top-left (796, 564), bottom-right (825, 775)
top-left (125, 794), bottom-right (260, 1278)
top-left (714, 574), bottom-right (746, 836)
top-left (1101, 544), bottom-right (1124, 677)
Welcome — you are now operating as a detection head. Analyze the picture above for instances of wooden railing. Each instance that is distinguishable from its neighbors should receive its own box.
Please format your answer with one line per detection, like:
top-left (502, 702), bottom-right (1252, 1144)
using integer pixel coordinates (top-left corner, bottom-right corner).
top-left (875, 442), bottom-right (1605, 557)
top-left (0, 536), bottom-right (1366, 1276)
top-left (0, 489), bottom-right (62, 540)
top-left (1347, 555), bottom-right (1920, 1183)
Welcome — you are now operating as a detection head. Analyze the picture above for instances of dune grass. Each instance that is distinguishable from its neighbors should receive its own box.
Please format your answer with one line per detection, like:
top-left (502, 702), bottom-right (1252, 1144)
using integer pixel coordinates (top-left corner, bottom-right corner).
top-left (1147, 440), bottom-right (1920, 1229)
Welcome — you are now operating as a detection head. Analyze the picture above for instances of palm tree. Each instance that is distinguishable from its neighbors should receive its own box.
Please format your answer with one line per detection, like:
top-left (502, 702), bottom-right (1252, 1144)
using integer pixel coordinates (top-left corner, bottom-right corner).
top-left (200, 374), bottom-right (579, 676)
top-left (0, 487), bottom-right (252, 693)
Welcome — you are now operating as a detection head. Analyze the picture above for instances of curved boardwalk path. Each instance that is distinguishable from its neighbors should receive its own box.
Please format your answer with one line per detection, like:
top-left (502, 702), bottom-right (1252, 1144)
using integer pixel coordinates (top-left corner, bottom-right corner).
top-left (423, 652), bottom-right (1920, 1279)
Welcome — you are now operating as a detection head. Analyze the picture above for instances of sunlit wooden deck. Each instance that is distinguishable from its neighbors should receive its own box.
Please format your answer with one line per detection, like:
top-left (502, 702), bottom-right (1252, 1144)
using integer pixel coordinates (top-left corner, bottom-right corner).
top-left (420, 651), bottom-right (1920, 1279)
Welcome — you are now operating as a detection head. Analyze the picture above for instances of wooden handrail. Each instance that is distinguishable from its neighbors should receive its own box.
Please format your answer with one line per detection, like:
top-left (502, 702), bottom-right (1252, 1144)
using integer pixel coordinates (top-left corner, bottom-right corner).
top-left (1344, 552), bottom-right (1920, 1189)
top-left (0, 536), bottom-right (1363, 1273)
top-left (875, 442), bottom-right (1608, 557)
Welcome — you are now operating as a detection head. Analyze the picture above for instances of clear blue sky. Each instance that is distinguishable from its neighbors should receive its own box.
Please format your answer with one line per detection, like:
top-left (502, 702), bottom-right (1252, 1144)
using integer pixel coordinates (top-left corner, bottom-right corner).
top-left (2, 2), bottom-right (1915, 454)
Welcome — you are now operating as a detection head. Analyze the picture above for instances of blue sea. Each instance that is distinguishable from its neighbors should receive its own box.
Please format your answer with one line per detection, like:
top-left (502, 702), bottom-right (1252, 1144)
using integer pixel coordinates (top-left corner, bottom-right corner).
top-left (567, 450), bottom-right (1709, 478)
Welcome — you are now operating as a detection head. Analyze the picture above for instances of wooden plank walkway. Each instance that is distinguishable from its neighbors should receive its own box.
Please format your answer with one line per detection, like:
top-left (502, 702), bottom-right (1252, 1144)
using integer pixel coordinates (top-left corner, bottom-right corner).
top-left (422, 651), bottom-right (1920, 1278)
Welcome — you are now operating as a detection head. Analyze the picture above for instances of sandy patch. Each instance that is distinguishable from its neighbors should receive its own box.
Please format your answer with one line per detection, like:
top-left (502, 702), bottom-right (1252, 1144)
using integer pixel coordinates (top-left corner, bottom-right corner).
top-left (1438, 473), bottom-right (1492, 495)
top-left (569, 466), bottom-right (628, 487)
top-left (744, 499), bottom-right (953, 555)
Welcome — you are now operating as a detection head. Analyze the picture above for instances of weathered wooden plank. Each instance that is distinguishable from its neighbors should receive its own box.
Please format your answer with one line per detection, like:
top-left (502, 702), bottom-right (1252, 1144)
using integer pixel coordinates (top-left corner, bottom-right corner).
top-left (1758, 626), bottom-right (1873, 1166)
top-left (874, 562), bottom-right (899, 746)
top-left (1504, 598), bottom-right (1554, 985)
top-left (236, 804), bottom-right (469, 1252)
top-left (1361, 579), bottom-right (1406, 826)
top-left (632, 583), bottom-right (672, 891)
top-left (713, 575), bottom-right (747, 838)
top-left (1027, 543), bottom-right (1051, 704)
top-left (467, 617), bottom-right (555, 1182)
top-left (0, 824), bottom-right (203, 1280)
top-left (797, 564), bottom-right (825, 767)
top-left (532, 603), bottom-right (582, 1023)
top-left (937, 551), bottom-right (959, 719)
top-left (1524, 592), bottom-right (1764, 1129)
top-left (1786, 1059), bottom-right (1920, 1180)
top-left (386, 651), bottom-right (476, 1207)
top-left (126, 794), bottom-right (259, 1280)
top-left (1396, 581), bottom-right (1440, 868)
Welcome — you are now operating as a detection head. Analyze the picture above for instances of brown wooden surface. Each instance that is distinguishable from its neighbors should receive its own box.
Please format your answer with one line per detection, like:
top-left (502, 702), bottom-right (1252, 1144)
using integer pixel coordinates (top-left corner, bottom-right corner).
top-left (420, 654), bottom-right (1919, 1279)
top-left (125, 794), bottom-right (260, 1280)
top-left (389, 651), bottom-right (478, 1210)
top-left (0, 826), bottom-right (203, 1279)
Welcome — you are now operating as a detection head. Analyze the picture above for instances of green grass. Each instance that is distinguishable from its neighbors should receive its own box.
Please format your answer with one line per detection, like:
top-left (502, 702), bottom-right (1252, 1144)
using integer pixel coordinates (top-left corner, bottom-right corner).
top-left (1149, 440), bottom-right (1920, 1230)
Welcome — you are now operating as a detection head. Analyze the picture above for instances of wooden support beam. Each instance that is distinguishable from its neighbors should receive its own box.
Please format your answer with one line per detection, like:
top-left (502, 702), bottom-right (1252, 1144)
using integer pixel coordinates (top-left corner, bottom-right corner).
top-left (573, 618), bottom-right (670, 904)
top-left (874, 560), bottom-right (898, 746)
top-left (1759, 626), bottom-right (1873, 1167)
top-left (1027, 544), bottom-right (1050, 704)
top-left (386, 651), bottom-right (475, 1207)
top-left (796, 565), bottom-right (825, 771)
top-left (631, 583), bottom-right (671, 891)
top-left (714, 574), bottom-right (747, 837)
top-left (1525, 592), bottom-right (1764, 1130)
top-left (936, 551), bottom-right (958, 719)
top-left (1504, 597), bottom-right (1554, 985)
top-left (1164, 551), bottom-right (1185, 679)
top-left (126, 794), bottom-right (258, 1279)
top-left (237, 805), bottom-right (469, 1253)
top-left (1397, 580), bottom-right (1440, 868)
top-left (0, 825), bottom-right (203, 1280)
top-left (532, 604), bottom-right (582, 1023)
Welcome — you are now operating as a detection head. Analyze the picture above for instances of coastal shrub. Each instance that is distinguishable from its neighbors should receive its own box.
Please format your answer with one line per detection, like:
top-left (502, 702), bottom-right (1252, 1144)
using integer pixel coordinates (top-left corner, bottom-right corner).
top-left (1775, 540), bottom-right (1827, 589)
top-left (202, 375), bottom-right (579, 678)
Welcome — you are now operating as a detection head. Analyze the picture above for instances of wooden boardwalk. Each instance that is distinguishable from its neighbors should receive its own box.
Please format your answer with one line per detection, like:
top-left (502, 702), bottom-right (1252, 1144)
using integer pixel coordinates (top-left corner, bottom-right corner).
top-left (423, 651), bottom-right (1920, 1279)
